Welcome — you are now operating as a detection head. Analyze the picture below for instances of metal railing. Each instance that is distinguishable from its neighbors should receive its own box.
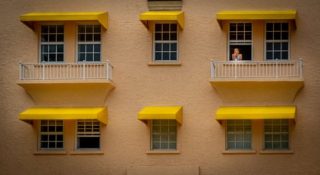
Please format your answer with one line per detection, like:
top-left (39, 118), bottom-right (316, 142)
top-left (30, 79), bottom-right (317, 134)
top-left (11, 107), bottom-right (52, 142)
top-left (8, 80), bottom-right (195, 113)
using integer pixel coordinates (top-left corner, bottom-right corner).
top-left (210, 59), bottom-right (303, 80)
top-left (19, 61), bottom-right (113, 81)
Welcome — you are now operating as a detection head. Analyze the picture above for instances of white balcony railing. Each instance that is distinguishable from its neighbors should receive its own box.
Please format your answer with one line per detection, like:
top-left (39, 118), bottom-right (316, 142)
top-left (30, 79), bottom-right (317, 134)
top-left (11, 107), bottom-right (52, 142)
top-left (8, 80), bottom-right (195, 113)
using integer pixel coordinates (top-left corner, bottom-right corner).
top-left (210, 59), bottom-right (303, 80)
top-left (19, 61), bottom-right (113, 81)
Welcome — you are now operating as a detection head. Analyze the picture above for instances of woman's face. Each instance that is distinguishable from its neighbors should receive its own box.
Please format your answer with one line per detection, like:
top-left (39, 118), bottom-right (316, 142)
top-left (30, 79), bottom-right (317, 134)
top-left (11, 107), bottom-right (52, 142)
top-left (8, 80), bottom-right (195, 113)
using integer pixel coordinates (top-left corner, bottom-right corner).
top-left (234, 48), bottom-right (239, 54)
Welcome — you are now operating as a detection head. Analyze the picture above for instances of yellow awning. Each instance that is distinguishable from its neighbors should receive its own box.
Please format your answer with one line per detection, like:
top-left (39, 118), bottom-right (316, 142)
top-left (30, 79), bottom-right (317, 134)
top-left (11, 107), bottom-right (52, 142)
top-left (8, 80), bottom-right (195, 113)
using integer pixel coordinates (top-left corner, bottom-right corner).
top-left (216, 10), bottom-right (296, 27)
top-left (215, 106), bottom-right (296, 121)
top-left (138, 106), bottom-right (183, 124)
top-left (20, 12), bottom-right (108, 30)
top-left (139, 11), bottom-right (184, 29)
top-left (19, 107), bottom-right (108, 124)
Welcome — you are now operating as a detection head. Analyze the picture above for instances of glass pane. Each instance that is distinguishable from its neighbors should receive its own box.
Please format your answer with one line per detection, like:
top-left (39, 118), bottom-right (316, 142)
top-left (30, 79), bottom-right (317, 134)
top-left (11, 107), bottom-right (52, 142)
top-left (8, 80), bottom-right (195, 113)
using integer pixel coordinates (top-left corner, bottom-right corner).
top-left (49, 135), bottom-right (56, 141)
top-left (93, 34), bottom-right (101, 41)
top-left (78, 137), bottom-right (100, 149)
top-left (49, 34), bottom-right (56, 42)
top-left (49, 45), bottom-right (56, 52)
top-left (281, 142), bottom-right (289, 149)
top-left (94, 25), bottom-right (101, 33)
top-left (86, 34), bottom-right (93, 41)
top-left (155, 43), bottom-right (162, 51)
top-left (245, 32), bottom-right (251, 40)
top-left (56, 126), bottom-right (63, 132)
top-left (265, 134), bottom-right (272, 142)
top-left (78, 25), bottom-right (85, 33)
top-left (79, 53), bottom-right (86, 61)
top-left (57, 45), bottom-right (63, 52)
top-left (266, 43), bottom-right (273, 51)
top-left (56, 142), bottom-right (63, 148)
top-left (266, 52), bottom-right (273, 60)
top-left (41, 54), bottom-right (48, 62)
top-left (282, 52), bottom-right (288, 60)
top-left (155, 52), bottom-right (162, 60)
top-left (94, 53), bottom-right (100, 61)
top-left (163, 52), bottom-right (169, 60)
top-left (169, 142), bottom-right (176, 149)
top-left (152, 142), bottom-right (160, 149)
top-left (41, 34), bottom-right (48, 42)
top-left (155, 33), bottom-right (162, 40)
top-left (86, 44), bottom-right (93, 52)
top-left (57, 135), bottom-right (63, 141)
top-left (170, 33), bottom-right (177, 40)
top-left (170, 52), bottom-right (177, 60)
top-left (245, 23), bottom-right (252, 31)
top-left (282, 32), bottom-right (289, 40)
top-left (229, 32), bottom-right (236, 40)
top-left (266, 32), bottom-right (273, 40)
top-left (266, 23), bottom-right (273, 31)
top-left (49, 25), bottom-right (56, 33)
top-left (230, 23), bottom-right (236, 31)
top-left (274, 32), bottom-right (281, 40)
top-left (171, 43), bottom-right (177, 51)
top-left (78, 34), bottom-right (85, 41)
top-left (41, 142), bottom-right (48, 148)
top-left (49, 54), bottom-right (56, 62)
top-left (237, 32), bottom-right (244, 40)
top-left (41, 135), bottom-right (48, 141)
top-left (152, 134), bottom-right (160, 142)
top-left (163, 33), bottom-right (169, 40)
top-left (274, 23), bottom-right (281, 30)
top-left (79, 44), bottom-right (86, 52)
top-left (94, 44), bottom-right (101, 52)
top-left (155, 24), bottom-right (162, 32)
top-left (265, 142), bottom-right (272, 149)
top-left (227, 142), bottom-right (235, 149)
top-left (237, 23), bottom-right (244, 31)
top-left (282, 23), bottom-right (289, 31)
top-left (86, 54), bottom-right (93, 61)
top-left (163, 24), bottom-right (169, 31)
top-left (282, 42), bottom-right (288, 50)
top-left (86, 25), bottom-right (93, 33)
top-left (170, 24), bottom-right (177, 31)
top-left (41, 26), bottom-right (49, 33)
top-left (163, 43), bottom-right (169, 51)
top-left (57, 25), bottom-right (64, 33)
top-left (57, 54), bottom-right (63, 62)
top-left (161, 142), bottom-right (168, 149)
top-left (274, 43), bottom-right (281, 50)
top-left (274, 52), bottom-right (280, 59)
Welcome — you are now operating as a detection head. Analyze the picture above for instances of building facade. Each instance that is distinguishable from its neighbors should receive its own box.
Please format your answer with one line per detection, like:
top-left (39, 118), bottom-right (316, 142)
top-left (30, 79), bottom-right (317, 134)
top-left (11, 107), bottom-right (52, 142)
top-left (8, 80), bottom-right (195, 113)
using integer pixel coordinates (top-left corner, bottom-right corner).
top-left (1, 0), bottom-right (320, 174)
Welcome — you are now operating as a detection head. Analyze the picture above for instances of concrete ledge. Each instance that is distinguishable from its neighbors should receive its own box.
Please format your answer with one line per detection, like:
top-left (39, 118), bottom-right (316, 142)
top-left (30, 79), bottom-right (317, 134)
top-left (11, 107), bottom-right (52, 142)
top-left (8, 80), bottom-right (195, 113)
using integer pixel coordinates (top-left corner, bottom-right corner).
top-left (127, 165), bottom-right (199, 175)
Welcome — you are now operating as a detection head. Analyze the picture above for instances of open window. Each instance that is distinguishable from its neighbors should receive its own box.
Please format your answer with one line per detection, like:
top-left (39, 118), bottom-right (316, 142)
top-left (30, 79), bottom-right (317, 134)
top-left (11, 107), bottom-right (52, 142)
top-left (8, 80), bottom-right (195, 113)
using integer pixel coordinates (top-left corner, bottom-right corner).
top-left (228, 23), bottom-right (252, 61)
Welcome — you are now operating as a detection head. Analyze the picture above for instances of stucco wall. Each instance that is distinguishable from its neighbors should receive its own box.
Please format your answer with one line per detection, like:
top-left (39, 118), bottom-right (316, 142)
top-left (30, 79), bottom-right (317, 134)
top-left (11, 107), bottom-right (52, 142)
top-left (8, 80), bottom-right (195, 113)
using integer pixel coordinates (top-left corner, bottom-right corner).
top-left (1, 0), bottom-right (320, 175)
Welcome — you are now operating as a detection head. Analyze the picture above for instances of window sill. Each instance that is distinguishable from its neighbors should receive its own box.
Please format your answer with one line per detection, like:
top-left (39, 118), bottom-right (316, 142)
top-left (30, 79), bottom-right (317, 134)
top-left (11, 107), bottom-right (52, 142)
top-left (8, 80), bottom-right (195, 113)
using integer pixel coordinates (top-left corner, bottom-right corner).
top-left (260, 150), bottom-right (294, 154)
top-left (146, 150), bottom-right (180, 154)
top-left (148, 61), bottom-right (182, 66)
top-left (34, 151), bottom-right (67, 155)
top-left (70, 151), bottom-right (104, 155)
top-left (222, 150), bottom-right (257, 154)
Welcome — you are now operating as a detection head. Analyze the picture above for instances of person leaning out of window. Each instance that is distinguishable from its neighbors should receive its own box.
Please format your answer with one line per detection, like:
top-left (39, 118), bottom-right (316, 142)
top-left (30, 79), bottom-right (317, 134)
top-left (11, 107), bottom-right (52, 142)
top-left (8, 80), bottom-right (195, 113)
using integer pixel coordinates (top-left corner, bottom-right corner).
top-left (232, 48), bottom-right (243, 61)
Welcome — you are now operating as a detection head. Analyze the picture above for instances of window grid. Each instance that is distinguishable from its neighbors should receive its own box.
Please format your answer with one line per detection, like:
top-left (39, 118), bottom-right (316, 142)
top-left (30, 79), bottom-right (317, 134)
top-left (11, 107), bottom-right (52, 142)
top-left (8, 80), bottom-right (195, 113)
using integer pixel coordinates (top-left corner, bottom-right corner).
top-left (265, 22), bottom-right (289, 60)
top-left (264, 119), bottom-right (289, 150)
top-left (151, 120), bottom-right (177, 150)
top-left (39, 120), bottom-right (64, 149)
top-left (78, 24), bottom-right (101, 62)
top-left (153, 23), bottom-right (178, 61)
top-left (226, 120), bottom-right (252, 150)
top-left (77, 120), bottom-right (100, 149)
top-left (40, 25), bottom-right (64, 62)
top-left (229, 23), bottom-right (252, 60)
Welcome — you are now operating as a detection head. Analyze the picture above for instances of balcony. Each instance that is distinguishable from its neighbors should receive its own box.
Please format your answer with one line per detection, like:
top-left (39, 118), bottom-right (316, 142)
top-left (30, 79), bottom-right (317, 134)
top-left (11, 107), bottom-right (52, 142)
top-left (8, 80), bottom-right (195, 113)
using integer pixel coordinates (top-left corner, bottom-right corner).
top-left (210, 59), bottom-right (304, 105)
top-left (17, 62), bottom-right (115, 106)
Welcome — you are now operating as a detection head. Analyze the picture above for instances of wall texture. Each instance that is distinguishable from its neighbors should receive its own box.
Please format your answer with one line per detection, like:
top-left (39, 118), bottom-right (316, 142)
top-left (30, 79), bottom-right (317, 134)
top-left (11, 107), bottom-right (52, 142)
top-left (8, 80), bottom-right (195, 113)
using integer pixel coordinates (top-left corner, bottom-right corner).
top-left (1, 0), bottom-right (320, 175)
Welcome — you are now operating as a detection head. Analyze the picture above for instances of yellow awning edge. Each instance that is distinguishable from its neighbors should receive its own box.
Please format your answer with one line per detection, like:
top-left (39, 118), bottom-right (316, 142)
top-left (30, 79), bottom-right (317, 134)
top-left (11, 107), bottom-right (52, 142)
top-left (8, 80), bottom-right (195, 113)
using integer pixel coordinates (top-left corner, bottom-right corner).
top-left (215, 106), bottom-right (296, 121)
top-left (216, 10), bottom-right (297, 28)
top-left (20, 12), bottom-right (108, 30)
top-left (19, 107), bottom-right (108, 124)
top-left (139, 11), bottom-right (184, 29)
top-left (138, 106), bottom-right (183, 124)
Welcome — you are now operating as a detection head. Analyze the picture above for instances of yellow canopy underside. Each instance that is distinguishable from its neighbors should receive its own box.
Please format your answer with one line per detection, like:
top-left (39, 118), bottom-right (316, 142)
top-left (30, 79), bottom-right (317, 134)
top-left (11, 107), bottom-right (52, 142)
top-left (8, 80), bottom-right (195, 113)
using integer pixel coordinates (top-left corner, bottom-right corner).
top-left (138, 106), bottom-right (183, 124)
top-left (19, 107), bottom-right (108, 124)
top-left (139, 11), bottom-right (184, 29)
top-left (215, 106), bottom-right (296, 121)
top-left (216, 10), bottom-right (296, 20)
top-left (20, 12), bottom-right (108, 29)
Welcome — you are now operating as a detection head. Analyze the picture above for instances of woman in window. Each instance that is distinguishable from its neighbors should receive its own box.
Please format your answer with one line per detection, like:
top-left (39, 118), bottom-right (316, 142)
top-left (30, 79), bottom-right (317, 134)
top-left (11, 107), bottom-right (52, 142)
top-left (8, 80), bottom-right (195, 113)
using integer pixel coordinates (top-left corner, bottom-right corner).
top-left (232, 48), bottom-right (243, 61)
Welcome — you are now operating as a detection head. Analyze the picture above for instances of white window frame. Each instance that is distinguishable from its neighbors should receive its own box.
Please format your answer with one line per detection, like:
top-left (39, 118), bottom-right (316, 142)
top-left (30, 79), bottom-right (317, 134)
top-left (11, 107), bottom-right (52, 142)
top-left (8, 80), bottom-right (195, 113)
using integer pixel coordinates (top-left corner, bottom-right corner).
top-left (225, 120), bottom-right (252, 150)
top-left (38, 120), bottom-right (64, 151)
top-left (264, 21), bottom-right (290, 60)
top-left (75, 119), bottom-right (101, 150)
top-left (39, 24), bottom-right (65, 63)
top-left (76, 23), bottom-right (102, 63)
top-left (152, 22), bottom-right (179, 62)
top-left (263, 119), bottom-right (290, 150)
top-left (150, 120), bottom-right (177, 151)
top-left (228, 22), bottom-right (253, 61)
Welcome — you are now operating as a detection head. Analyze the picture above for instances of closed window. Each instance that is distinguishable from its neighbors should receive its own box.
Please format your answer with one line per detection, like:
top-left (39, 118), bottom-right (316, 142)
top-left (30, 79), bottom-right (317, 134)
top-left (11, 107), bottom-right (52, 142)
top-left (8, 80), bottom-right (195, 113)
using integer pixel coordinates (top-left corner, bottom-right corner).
top-left (40, 25), bottom-right (64, 62)
top-left (39, 120), bottom-right (64, 150)
top-left (264, 119), bottom-right (289, 150)
top-left (76, 120), bottom-right (100, 149)
top-left (229, 23), bottom-right (252, 60)
top-left (78, 24), bottom-right (101, 62)
top-left (151, 120), bottom-right (177, 150)
top-left (265, 22), bottom-right (289, 60)
top-left (226, 120), bottom-right (252, 150)
top-left (154, 23), bottom-right (178, 61)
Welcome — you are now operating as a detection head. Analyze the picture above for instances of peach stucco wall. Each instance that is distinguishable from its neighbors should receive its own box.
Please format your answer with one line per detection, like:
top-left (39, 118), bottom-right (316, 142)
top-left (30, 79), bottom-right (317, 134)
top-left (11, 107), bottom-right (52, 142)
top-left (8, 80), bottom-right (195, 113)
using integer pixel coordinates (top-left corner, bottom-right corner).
top-left (1, 0), bottom-right (320, 175)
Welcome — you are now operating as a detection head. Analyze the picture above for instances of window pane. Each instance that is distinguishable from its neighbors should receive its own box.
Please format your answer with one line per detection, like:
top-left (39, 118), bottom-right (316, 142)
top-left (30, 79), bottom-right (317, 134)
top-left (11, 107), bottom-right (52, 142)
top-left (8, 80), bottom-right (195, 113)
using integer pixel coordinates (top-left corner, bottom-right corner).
top-left (86, 44), bottom-right (93, 52)
top-left (170, 24), bottom-right (177, 31)
top-left (163, 33), bottom-right (169, 40)
top-left (78, 34), bottom-right (85, 41)
top-left (94, 44), bottom-right (101, 52)
top-left (282, 32), bottom-right (289, 40)
top-left (274, 23), bottom-right (281, 30)
top-left (163, 43), bottom-right (169, 51)
top-left (170, 33), bottom-right (177, 40)
top-left (282, 42), bottom-right (288, 50)
top-left (230, 23), bottom-right (236, 31)
top-left (266, 23), bottom-right (273, 31)
top-left (57, 54), bottom-right (63, 62)
top-left (266, 43), bottom-right (273, 51)
top-left (155, 52), bottom-right (162, 60)
top-left (57, 45), bottom-right (63, 52)
top-left (171, 43), bottom-right (177, 51)
top-left (155, 43), bottom-right (162, 51)
top-left (163, 24), bottom-right (169, 31)
top-left (86, 54), bottom-right (93, 61)
top-left (41, 34), bottom-right (48, 42)
top-left (170, 52), bottom-right (177, 60)
top-left (155, 24), bottom-right (162, 31)
top-left (86, 25), bottom-right (93, 33)
top-left (57, 25), bottom-right (64, 33)
top-left (93, 34), bottom-right (101, 41)
top-left (49, 34), bottom-right (56, 42)
top-left (163, 52), bottom-right (170, 60)
top-left (78, 25), bottom-right (85, 33)
top-left (274, 32), bottom-right (281, 40)
top-left (49, 54), bottom-right (56, 62)
top-left (86, 34), bottom-right (93, 41)
top-left (282, 23), bottom-right (289, 31)
top-left (94, 53), bottom-right (100, 61)
top-left (41, 26), bottom-right (49, 33)
top-left (266, 32), bottom-right (273, 40)
top-left (93, 25), bottom-right (101, 33)
top-left (49, 25), bottom-right (56, 33)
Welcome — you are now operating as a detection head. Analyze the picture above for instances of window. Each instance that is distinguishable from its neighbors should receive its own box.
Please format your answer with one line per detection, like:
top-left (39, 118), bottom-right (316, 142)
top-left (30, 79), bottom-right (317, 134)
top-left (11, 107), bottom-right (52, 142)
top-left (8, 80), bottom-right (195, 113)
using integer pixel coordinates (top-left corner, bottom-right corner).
top-left (264, 119), bottom-right (289, 150)
top-left (39, 120), bottom-right (64, 150)
top-left (78, 24), bottom-right (101, 62)
top-left (265, 22), bottom-right (289, 60)
top-left (154, 23), bottom-right (178, 61)
top-left (40, 25), bottom-right (64, 62)
top-left (76, 120), bottom-right (100, 149)
top-left (226, 120), bottom-right (252, 150)
top-left (151, 120), bottom-right (177, 150)
top-left (229, 23), bottom-right (252, 60)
